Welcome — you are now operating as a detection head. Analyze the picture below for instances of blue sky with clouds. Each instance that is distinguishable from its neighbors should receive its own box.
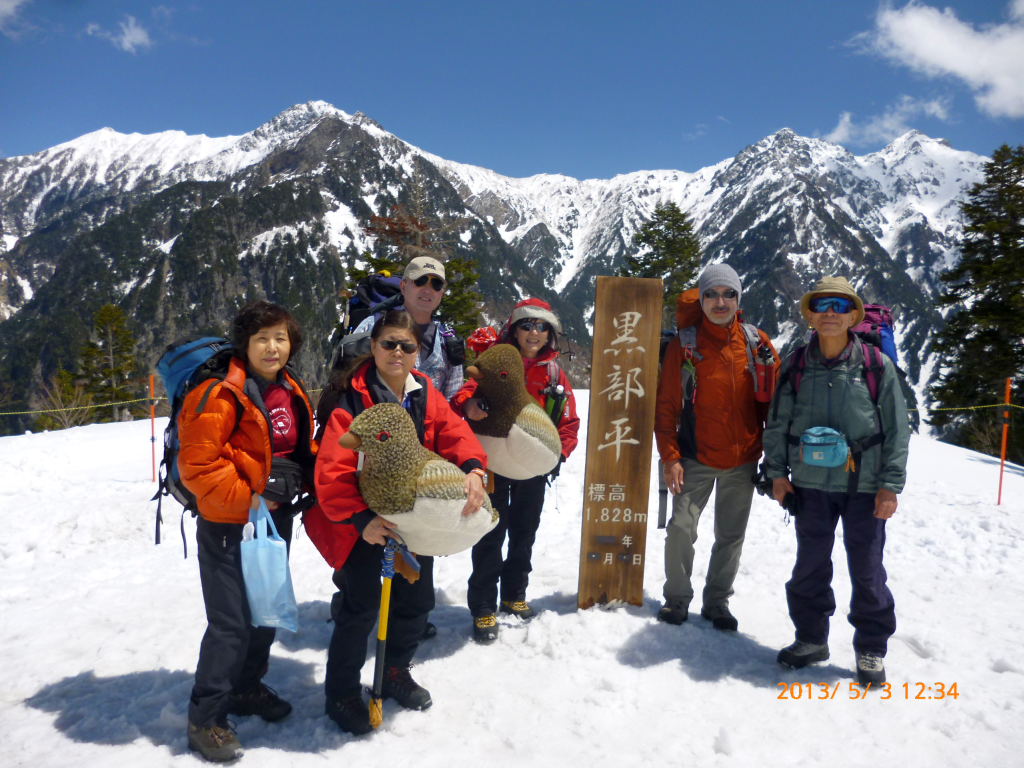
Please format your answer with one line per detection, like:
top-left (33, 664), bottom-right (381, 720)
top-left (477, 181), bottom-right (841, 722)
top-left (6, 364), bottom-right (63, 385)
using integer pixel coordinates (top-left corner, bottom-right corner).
top-left (1, 1), bottom-right (1022, 179)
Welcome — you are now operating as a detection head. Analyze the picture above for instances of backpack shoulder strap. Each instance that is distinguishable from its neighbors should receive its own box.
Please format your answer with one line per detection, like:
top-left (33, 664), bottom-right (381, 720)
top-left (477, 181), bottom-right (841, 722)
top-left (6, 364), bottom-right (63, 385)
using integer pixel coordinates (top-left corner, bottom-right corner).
top-left (857, 338), bottom-right (885, 404)
top-left (676, 326), bottom-right (703, 361)
top-left (739, 322), bottom-right (761, 391)
top-left (739, 322), bottom-right (761, 350)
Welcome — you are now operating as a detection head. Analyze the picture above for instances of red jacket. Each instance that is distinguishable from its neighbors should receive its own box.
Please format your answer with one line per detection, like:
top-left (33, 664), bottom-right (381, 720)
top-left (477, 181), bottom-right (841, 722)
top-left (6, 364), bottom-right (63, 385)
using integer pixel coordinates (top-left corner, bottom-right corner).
top-left (451, 346), bottom-right (580, 459)
top-left (304, 363), bottom-right (488, 570)
top-left (176, 357), bottom-right (317, 524)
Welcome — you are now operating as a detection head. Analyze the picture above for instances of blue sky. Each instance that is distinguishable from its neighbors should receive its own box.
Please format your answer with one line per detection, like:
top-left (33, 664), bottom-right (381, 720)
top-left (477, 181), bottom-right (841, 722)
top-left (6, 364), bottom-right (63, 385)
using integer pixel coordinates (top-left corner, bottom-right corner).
top-left (1, 1), bottom-right (1022, 179)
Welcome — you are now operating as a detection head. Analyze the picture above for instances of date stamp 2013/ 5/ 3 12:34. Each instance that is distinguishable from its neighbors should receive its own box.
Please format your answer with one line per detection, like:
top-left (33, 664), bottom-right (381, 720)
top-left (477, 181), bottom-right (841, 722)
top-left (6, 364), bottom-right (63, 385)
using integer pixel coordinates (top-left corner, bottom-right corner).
top-left (778, 682), bottom-right (960, 700)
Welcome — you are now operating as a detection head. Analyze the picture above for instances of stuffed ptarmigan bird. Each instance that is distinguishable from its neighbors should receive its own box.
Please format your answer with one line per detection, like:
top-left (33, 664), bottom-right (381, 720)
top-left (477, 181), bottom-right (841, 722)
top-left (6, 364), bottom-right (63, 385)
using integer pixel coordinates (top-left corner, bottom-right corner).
top-left (464, 344), bottom-right (562, 480)
top-left (337, 403), bottom-right (498, 556)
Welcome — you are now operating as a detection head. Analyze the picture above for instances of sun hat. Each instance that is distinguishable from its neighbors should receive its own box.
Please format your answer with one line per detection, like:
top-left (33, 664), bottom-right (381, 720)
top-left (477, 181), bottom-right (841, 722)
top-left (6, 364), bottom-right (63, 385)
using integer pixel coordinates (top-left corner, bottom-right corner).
top-left (800, 276), bottom-right (865, 326)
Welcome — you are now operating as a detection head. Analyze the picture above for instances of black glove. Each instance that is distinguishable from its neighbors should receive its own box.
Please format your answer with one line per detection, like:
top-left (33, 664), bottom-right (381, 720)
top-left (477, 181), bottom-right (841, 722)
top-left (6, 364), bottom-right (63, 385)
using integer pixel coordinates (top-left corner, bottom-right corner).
top-left (546, 455), bottom-right (565, 484)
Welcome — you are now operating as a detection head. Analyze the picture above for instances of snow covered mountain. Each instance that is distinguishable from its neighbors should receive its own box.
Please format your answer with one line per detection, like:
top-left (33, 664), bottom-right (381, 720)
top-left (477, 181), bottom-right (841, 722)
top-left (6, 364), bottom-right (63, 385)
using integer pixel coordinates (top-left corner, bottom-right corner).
top-left (428, 129), bottom-right (985, 384)
top-left (0, 102), bottom-right (987, 431)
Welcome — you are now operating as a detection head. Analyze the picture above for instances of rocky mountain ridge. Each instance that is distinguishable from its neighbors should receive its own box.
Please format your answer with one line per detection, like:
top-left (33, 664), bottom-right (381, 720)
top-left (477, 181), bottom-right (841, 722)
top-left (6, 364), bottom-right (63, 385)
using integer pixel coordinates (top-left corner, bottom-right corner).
top-left (0, 102), bottom-right (987, 431)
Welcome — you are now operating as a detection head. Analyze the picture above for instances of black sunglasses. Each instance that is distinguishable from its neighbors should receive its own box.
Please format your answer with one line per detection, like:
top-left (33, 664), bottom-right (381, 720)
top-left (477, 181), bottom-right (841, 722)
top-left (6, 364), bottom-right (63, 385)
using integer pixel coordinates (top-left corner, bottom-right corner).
top-left (378, 338), bottom-right (419, 354)
top-left (703, 289), bottom-right (738, 300)
top-left (413, 275), bottom-right (445, 291)
top-left (517, 320), bottom-right (551, 333)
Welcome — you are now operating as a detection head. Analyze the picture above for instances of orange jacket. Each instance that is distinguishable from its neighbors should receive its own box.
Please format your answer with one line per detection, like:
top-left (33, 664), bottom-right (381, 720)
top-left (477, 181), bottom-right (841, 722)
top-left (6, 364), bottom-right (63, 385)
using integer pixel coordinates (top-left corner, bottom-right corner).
top-left (654, 288), bottom-right (780, 470)
top-left (177, 357), bottom-right (318, 524)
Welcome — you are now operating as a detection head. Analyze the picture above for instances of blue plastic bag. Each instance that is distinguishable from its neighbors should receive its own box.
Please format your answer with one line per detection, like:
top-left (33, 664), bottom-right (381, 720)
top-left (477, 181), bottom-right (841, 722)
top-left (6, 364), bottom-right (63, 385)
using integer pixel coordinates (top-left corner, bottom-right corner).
top-left (798, 427), bottom-right (850, 468)
top-left (240, 498), bottom-right (298, 632)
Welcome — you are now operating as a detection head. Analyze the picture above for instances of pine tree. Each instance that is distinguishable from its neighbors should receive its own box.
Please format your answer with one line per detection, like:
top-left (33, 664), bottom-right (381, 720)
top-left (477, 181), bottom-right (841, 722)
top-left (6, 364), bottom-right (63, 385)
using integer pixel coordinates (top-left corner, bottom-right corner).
top-left (619, 202), bottom-right (702, 327)
top-left (930, 144), bottom-right (1024, 463)
top-left (437, 254), bottom-right (484, 339)
top-left (80, 304), bottom-right (138, 422)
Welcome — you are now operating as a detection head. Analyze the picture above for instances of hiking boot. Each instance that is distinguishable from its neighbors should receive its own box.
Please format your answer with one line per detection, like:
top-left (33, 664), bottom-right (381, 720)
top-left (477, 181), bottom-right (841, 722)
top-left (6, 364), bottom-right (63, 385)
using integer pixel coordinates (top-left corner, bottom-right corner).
top-left (657, 599), bottom-right (688, 625)
top-left (777, 640), bottom-right (830, 669)
top-left (326, 694), bottom-right (373, 735)
top-left (499, 600), bottom-right (535, 620)
top-left (855, 651), bottom-right (886, 685)
top-left (473, 613), bottom-right (500, 643)
top-left (421, 621), bottom-right (438, 640)
top-left (227, 681), bottom-right (292, 722)
top-left (187, 722), bottom-right (243, 763)
top-left (700, 604), bottom-right (739, 631)
top-left (381, 665), bottom-right (432, 711)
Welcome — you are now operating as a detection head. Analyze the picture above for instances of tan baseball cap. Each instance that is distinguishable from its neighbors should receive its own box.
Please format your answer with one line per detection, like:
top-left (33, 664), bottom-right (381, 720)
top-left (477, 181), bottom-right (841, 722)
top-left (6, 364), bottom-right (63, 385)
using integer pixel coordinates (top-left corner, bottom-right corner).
top-left (800, 276), bottom-right (865, 326)
top-left (403, 256), bottom-right (446, 283)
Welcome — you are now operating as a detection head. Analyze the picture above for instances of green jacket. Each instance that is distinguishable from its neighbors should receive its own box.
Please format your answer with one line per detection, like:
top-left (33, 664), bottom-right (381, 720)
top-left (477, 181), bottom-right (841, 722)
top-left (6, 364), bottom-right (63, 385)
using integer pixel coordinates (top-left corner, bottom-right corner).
top-left (763, 336), bottom-right (910, 495)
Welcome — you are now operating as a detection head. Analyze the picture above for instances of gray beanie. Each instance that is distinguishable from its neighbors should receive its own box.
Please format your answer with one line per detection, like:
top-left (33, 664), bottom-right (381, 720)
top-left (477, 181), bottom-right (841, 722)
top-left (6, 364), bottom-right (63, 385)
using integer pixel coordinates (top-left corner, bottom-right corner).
top-left (698, 263), bottom-right (742, 305)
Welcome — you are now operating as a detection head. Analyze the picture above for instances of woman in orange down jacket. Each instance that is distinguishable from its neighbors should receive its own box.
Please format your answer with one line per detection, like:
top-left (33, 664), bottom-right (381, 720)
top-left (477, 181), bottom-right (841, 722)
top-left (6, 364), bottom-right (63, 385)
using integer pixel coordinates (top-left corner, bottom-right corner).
top-left (177, 300), bottom-right (317, 762)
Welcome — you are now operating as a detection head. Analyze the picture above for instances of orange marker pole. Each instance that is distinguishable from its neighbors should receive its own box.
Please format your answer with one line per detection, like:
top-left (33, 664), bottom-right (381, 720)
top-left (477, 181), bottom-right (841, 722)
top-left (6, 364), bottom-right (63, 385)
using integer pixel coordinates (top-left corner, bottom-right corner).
top-left (150, 374), bottom-right (157, 483)
top-left (997, 378), bottom-right (1011, 506)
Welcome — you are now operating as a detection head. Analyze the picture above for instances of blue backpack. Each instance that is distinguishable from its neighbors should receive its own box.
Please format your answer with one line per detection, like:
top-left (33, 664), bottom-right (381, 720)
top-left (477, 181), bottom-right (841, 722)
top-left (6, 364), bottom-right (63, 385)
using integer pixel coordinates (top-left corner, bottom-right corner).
top-left (151, 337), bottom-right (240, 549)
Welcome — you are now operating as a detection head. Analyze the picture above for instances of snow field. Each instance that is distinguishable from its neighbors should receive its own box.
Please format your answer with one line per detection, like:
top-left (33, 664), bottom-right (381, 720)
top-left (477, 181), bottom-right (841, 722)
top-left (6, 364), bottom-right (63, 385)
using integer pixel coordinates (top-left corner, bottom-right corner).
top-left (1, 391), bottom-right (1022, 766)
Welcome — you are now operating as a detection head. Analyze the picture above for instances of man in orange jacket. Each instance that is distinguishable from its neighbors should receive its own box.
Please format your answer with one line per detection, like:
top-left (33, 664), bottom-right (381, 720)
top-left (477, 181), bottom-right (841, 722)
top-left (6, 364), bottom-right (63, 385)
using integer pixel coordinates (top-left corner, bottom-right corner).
top-left (654, 264), bottom-right (779, 631)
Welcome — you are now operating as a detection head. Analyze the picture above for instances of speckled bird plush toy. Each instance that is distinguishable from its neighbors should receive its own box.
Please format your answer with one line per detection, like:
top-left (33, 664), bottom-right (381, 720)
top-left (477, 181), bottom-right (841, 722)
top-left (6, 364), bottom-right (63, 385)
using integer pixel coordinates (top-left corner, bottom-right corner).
top-left (464, 344), bottom-right (562, 480)
top-left (337, 403), bottom-right (498, 556)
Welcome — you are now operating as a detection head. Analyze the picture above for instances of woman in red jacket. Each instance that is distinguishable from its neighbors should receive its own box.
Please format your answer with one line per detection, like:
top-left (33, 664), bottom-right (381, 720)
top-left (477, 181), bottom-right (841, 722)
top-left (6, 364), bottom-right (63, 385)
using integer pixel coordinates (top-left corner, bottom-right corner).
top-left (453, 298), bottom-right (580, 642)
top-left (176, 300), bottom-right (317, 762)
top-left (305, 310), bottom-right (488, 735)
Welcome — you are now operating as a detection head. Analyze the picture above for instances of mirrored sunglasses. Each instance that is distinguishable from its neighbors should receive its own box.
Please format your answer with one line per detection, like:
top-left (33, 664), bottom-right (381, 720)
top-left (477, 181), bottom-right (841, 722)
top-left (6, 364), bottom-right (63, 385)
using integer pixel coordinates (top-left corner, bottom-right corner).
top-left (703, 289), bottom-right (738, 300)
top-left (808, 296), bottom-right (854, 314)
top-left (379, 338), bottom-right (419, 354)
top-left (517, 320), bottom-right (551, 333)
top-left (413, 275), bottom-right (445, 291)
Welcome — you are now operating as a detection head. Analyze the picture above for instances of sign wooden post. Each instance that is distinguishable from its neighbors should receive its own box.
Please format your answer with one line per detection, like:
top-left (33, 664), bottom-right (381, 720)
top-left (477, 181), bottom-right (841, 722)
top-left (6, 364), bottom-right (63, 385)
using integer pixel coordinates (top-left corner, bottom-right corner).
top-left (578, 276), bottom-right (663, 608)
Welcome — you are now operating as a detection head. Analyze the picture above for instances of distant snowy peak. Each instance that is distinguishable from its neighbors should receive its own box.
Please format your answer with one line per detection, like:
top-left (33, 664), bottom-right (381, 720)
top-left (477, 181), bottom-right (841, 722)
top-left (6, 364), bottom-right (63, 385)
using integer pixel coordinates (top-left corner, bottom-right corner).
top-left (0, 101), bottom-right (359, 238)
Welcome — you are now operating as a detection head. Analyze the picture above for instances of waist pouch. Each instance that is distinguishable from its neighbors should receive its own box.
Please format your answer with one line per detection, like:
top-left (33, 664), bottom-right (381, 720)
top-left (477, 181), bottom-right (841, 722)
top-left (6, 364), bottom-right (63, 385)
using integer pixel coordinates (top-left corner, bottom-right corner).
top-left (798, 427), bottom-right (850, 468)
top-left (263, 456), bottom-right (304, 504)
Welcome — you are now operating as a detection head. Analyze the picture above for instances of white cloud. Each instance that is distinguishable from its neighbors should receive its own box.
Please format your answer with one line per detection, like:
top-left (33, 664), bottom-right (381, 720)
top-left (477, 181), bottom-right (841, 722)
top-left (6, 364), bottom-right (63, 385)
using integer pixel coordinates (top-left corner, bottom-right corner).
top-left (682, 123), bottom-right (708, 141)
top-left (823, 95), bottom-right (949, 146)
top-left (0, 0), bottom-right (32, 37)
top-left (861, 0), bottom-right (1024, 119)
top-left (86, 15), bottom-right (153, 54)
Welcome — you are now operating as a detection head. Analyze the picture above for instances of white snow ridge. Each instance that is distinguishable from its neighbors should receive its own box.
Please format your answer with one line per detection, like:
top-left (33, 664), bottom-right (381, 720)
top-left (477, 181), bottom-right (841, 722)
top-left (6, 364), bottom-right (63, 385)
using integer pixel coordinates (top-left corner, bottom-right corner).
top-left (1, 393), bottom-right (1022, 766)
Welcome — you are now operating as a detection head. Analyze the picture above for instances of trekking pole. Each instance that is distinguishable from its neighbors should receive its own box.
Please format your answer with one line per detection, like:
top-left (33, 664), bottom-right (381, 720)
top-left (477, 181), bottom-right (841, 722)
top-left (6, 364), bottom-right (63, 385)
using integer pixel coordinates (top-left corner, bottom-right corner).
top-left (657, 460), bottom-right (668, 529)
top-left (149, 374), bottom-right (156, 483)
top-left (368, 537), bottom-right (397, 729)
top-left (998, 377), bottom-right (1011, 506)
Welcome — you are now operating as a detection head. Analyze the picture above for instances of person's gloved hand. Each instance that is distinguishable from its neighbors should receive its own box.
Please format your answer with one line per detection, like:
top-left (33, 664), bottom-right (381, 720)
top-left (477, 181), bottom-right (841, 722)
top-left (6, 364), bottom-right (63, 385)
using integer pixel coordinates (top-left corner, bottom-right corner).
top-left (546, 455), bottom-right (565, 484)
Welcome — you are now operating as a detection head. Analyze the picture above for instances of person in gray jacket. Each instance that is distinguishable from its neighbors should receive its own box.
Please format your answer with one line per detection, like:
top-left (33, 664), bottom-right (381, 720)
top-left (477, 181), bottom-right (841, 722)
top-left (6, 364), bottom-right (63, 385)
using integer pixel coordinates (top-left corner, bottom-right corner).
top-left (763, 276), bottom-right (910, 685)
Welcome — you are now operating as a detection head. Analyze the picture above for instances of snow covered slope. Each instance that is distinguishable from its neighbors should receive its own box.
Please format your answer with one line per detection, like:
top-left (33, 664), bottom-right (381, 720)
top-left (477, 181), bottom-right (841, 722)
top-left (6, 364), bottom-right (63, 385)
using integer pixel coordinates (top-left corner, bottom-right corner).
top-left (1, 395), bottom-right (1021, 767)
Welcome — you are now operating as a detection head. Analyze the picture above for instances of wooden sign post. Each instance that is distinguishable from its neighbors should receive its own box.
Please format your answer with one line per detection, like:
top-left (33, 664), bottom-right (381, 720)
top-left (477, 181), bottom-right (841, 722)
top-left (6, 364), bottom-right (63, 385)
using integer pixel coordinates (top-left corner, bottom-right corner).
top-left (578, 276), bottom-right (663, 608)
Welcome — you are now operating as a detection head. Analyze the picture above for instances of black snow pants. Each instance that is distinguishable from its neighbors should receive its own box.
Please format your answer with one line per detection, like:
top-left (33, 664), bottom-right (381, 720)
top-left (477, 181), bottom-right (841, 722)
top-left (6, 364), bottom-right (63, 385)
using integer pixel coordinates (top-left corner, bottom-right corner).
top-left (188, 508), bottom-right (293, 728)
top-left (467, 473), bottom-right (547, 617)
top-left (324, 537), bottom-right (435, 701)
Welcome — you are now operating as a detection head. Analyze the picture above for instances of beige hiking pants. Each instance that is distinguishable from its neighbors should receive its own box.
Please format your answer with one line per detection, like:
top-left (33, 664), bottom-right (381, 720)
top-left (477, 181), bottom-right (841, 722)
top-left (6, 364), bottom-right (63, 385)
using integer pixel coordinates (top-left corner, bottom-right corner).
top-left (664, 459), bottom-right (757, 608)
